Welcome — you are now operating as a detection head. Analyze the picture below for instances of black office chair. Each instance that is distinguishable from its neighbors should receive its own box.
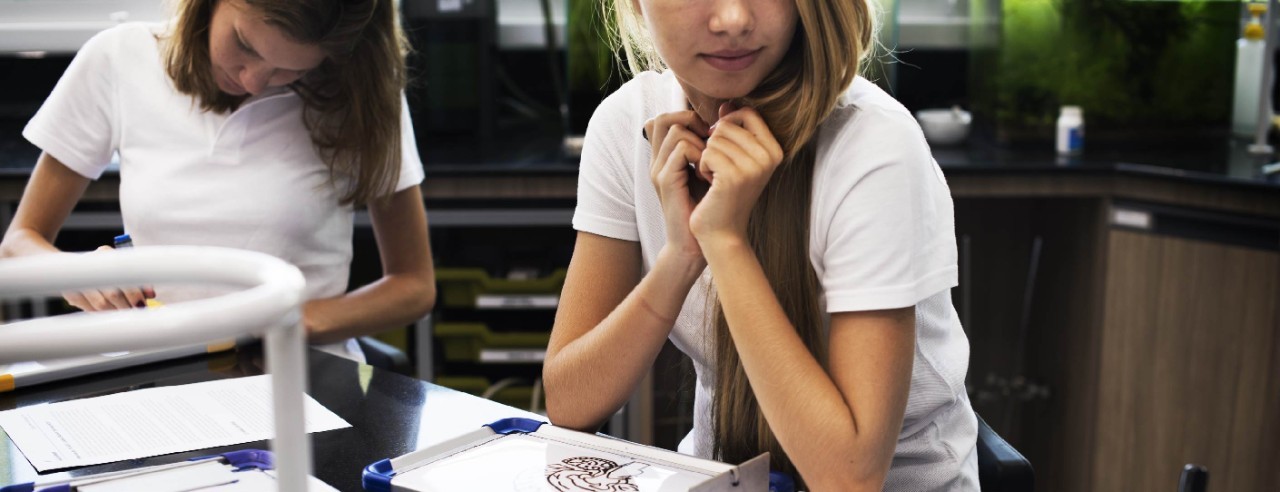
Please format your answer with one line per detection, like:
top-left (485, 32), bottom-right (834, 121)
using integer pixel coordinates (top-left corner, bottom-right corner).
top-left (976, 413), bottom-right (1034, 491)
top-left (357, 336), bottom-right (412, 376)
top-left (1178, 464), bottom-right (1209, 492)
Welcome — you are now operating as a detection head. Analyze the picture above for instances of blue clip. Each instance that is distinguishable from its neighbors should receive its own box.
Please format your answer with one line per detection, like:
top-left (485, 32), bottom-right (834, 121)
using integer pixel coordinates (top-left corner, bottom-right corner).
top-left (362, 459), bottom-right (395, 492)
top-left (220, 449), bottom-right (274, 471)
top-left (187, 449), bottom-right (274, 472)
top-left (483, 417), bottom-right (545, 435)
top-left (768, 471), bottom-right (796, 492)
top-left (0, 484), bottom-right (68, 492)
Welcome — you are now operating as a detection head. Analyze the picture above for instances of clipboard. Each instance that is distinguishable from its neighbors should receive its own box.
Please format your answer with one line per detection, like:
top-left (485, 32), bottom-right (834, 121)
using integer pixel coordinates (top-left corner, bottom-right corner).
top-left (0, 449), bottom-right (337, 491)
top-left (1, 340), bottom-right (238, 393)
top-left (361, 418), bottom-right (770, 491)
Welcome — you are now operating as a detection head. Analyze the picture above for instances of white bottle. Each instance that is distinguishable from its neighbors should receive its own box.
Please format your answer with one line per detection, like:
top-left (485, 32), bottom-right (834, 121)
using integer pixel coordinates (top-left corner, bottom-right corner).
top-left (1232, 3), bottom-right (1268, 138)
top-left (1056, 106), bottom-right (1084, 155)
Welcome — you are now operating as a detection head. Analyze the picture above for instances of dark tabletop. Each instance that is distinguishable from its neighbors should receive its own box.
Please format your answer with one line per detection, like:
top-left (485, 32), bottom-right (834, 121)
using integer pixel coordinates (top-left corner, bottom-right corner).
top-left (0, 347), bottom-right (542, 491)
top-left (3, 132), bottom-right (1278, 191)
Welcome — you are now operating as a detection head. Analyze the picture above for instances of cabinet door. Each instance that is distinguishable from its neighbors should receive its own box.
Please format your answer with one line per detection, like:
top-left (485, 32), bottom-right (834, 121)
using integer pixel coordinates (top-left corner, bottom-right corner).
top-left (1094, 229), bottom-right (1280, 491)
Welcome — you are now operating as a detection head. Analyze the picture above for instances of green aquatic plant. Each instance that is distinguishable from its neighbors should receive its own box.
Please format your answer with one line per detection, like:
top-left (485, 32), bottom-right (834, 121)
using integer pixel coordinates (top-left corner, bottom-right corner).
top-left (977, 0), bottom-right (1237, 144)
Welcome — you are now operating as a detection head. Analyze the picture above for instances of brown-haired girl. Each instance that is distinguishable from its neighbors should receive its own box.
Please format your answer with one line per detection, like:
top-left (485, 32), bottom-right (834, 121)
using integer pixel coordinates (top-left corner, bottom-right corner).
top-left (0, 0), bottom-right (435, 362)
top-left (544, 0), bottom-right (977, 489)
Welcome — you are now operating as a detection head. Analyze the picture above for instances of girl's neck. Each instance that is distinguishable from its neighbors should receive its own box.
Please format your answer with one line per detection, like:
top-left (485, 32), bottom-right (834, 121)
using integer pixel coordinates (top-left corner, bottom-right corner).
top-left (686, 97), bottom-right (727, 126)
top-left (678, 79), bottom-right (728, 126)
top-left (687, 95), bottom-right (723, 127)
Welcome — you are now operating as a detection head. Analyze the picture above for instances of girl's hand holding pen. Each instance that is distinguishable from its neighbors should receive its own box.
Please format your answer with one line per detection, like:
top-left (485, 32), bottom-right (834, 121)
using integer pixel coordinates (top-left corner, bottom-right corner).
top-left (645, 110), bottom-right (712, 266)
top-left (61, 245), bottom-right (157, 311)
top-left (689, 103), bottom-right (784, 249)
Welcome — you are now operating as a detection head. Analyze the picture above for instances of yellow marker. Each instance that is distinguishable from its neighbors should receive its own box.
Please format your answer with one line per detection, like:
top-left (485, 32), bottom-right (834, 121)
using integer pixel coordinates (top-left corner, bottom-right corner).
top-left (206, 339), bottom-right (236, 353)
top-left (145, 299), bottom-right (164, 308)
top-left (1, 374), bottom-right (14, 393)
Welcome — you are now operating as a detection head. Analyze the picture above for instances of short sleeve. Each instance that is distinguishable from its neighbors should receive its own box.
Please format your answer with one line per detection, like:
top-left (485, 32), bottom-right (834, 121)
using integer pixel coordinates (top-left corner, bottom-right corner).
top-left (572, 89), bottom-right (639, 242)
top-left (817, 108), bottom-right (958, 313)
top-left (23, 28), bottom-right (121, 179)
top-left (394, 93), bottom-right (425, 191)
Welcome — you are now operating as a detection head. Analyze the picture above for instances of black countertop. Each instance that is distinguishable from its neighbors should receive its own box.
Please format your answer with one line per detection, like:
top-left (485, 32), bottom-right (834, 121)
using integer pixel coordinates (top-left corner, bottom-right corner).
top-left (2, 132), bottom-right (1278, 190)
top-left (0, 347), bottom-right (542, 491)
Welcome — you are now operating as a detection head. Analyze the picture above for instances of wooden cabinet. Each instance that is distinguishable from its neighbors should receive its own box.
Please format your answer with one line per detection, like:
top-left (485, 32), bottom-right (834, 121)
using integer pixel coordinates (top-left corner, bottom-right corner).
top-left (950, 175), bottom-right (1280, 492)
top-left (1094, 230), bottom-right (1280, 491)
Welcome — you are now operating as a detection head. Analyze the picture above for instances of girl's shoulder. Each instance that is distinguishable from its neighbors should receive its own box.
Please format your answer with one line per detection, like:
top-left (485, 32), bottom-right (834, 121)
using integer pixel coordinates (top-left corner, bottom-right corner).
top-left (590, 70), bottom-right (683, 130)
top-left (828, 77), bottom-right (923, 138)
top-left (819, 77), bottom-right (931, 161)
top-left (81, 21), bottom-right (165, 53)
top-left (811, 77), bottom-right (941, 192)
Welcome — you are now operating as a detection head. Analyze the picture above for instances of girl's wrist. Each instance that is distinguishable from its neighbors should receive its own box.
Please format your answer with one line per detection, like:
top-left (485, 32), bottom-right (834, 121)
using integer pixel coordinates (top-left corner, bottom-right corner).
top-left (695, 231), bottom-right (749, 257)
top-left (655, 245), bottom-right (707, 284)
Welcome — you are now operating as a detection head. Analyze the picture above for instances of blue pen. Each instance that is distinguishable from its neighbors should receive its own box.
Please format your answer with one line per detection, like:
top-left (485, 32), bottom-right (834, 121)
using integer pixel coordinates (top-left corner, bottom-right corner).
top-left (112, 233), bottom-right (155, 308)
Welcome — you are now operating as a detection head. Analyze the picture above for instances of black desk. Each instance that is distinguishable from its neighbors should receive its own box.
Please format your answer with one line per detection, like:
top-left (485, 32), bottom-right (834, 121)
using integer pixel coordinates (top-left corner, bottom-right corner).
top-left (0, 347), bottom-right (542, 491)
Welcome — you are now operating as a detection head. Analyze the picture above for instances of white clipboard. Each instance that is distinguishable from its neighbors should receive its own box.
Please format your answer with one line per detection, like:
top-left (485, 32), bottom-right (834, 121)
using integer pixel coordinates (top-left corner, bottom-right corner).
top-left (0, 449), bottom-right (337, 492)
top-left (362, 418), bottom-right (770, 491)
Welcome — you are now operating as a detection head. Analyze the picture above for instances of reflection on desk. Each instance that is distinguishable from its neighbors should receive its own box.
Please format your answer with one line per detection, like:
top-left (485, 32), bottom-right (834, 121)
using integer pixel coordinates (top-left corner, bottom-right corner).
top-left (0, 346), bottom-right (542, 491)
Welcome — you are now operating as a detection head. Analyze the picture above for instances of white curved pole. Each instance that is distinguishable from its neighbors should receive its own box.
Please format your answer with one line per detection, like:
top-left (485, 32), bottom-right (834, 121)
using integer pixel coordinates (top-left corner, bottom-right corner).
top-left (0, 246), bottom-right (311, 492)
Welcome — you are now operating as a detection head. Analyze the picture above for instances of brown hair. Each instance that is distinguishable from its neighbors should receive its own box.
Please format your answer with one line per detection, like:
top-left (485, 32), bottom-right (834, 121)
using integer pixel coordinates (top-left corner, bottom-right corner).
top-left (609, 0), bottom-right (877, 484)
top-left (164, 0), bottom-right (409, 205)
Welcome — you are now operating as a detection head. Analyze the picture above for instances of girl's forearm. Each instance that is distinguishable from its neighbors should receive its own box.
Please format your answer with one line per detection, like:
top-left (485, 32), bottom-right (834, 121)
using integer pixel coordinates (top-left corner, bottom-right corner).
top-left (702, 238), bottom-right (893, 489)
top-left (543, 248), bottom-right (704, 431)
top-left (303, 272), bottom-right (436, 344)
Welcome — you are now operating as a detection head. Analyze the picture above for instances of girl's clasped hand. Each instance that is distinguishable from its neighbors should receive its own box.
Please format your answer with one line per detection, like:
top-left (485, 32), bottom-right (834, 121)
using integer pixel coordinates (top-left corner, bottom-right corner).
top-left (647, 102), bottom-right (785, 256)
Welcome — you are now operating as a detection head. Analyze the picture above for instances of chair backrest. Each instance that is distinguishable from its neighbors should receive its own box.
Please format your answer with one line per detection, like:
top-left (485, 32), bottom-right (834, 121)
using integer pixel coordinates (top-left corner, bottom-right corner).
top-left (0, 246), bottom-right (311, 492)
top-left (976, 413), bottom-right (1035, 491)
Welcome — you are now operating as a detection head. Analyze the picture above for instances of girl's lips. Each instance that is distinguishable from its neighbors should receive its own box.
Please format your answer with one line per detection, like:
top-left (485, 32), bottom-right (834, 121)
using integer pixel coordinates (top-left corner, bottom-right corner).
top-left (699, 48), bottom-right (762, 72)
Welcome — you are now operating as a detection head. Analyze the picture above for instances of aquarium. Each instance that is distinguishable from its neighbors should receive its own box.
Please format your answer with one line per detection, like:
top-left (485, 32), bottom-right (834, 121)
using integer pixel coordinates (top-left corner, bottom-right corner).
top-left (968, 0), bottom-right (1240, 149)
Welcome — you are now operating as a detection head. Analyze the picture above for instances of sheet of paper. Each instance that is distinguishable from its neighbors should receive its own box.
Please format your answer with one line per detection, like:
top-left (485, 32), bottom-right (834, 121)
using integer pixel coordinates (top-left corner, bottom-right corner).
top-left (0, 375), bottom-right (350, 471)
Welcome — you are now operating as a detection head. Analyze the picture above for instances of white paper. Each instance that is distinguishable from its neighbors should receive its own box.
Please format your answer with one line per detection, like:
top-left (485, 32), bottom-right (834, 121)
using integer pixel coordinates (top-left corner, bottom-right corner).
top-left (0, 375), bottom-right (350, 471)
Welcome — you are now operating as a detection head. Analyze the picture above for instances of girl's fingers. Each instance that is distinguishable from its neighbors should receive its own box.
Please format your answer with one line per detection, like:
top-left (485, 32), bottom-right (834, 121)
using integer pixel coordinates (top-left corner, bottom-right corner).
top-left (653, 126), bottom-right (706, 186)
top-left (99, 288), bottom-right (135, 310)
top-left (121, 287), bottom-right (147, 308)
top-left (718, 107), bottom-right (785, 164)
top-left (647, 111), bottom-right (710, 160)
top-left (63, 291), bottom-right (90, 311)
top-left (704, 139), bottom-right (756, 184)
top-left (81, 290), bottom-right (110, 311)
top-left (662, 140), bottom-right (704, 191)
top-left (709, 123), bottom-right (775, 171)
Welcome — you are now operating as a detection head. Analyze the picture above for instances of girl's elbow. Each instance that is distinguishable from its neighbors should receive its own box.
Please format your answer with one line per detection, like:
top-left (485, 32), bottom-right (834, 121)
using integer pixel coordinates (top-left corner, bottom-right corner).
top-left (543, 399), bottom-right (601, 433)
top-left (805, 471), bottom-right (886, 492)
top-left (540, 366), bottom-right (601, 432)
top-left (417, 280), bottom-right (437, 317)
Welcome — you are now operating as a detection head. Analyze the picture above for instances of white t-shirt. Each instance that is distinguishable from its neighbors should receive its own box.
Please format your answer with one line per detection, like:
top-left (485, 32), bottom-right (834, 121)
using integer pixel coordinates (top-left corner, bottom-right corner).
top-left (573, 70), bottom-right (979, 490)
top-left (23, 22), bottom-right (426, 362)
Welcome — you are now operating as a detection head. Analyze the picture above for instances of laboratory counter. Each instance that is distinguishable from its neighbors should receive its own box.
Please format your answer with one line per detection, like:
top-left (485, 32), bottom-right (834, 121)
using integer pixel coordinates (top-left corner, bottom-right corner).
top-left (1, 141), bottom-right (1277, 220)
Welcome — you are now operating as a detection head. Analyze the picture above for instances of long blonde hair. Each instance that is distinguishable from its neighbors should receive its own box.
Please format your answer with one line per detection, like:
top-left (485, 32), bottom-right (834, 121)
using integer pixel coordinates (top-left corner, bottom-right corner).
top-left (609, 0), bottom-right (877, 484)
top-left (164, 0), bottom-right (409, 205)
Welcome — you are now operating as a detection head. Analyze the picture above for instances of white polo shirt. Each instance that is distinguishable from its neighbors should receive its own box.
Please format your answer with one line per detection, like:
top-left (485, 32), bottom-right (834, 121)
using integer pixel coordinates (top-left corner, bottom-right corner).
top-left (573, 70), bottom-right (979, 490)
top-left (23, 22), bottom-right (426, 361)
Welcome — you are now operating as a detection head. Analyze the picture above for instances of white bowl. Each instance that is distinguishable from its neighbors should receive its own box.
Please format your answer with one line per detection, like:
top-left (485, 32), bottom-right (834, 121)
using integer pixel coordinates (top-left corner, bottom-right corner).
top-left (915, 107), bottom-right (972, 146)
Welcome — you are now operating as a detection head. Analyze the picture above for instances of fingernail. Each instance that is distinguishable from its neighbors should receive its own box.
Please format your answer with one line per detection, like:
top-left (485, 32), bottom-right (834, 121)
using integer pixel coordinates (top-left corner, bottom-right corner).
top-left (641, 127), bottom-right (649, 141)
top-left (136, 300), bottom-right (146, 308)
